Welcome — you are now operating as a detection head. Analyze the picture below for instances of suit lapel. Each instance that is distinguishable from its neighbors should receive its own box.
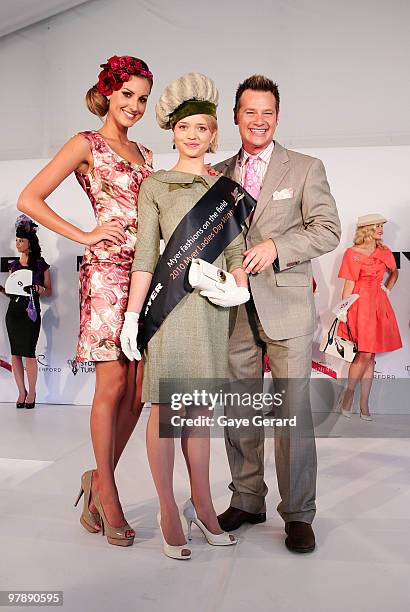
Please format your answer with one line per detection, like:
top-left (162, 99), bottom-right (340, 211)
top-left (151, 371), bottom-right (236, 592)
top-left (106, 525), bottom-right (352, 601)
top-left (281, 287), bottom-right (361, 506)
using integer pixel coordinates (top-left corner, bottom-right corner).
top-left (251, 142), bottom-right (289, 226)
top-left (223, 153), bottom-right (238, 180)
top-left (219, 152), bottom-right (253, 229)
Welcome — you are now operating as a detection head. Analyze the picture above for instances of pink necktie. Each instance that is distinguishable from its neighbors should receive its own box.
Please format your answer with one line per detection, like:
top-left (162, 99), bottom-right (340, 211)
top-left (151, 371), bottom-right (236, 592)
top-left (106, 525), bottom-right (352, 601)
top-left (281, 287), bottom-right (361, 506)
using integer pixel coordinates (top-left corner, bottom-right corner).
top-left (243, 155), bottom-right (261, 201)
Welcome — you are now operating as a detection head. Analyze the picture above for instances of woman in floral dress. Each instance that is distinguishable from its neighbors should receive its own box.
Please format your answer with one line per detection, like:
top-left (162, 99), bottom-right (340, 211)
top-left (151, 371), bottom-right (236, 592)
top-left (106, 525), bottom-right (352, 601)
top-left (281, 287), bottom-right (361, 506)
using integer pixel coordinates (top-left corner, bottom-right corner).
top-left (18, 55), bottom-right (154, 546)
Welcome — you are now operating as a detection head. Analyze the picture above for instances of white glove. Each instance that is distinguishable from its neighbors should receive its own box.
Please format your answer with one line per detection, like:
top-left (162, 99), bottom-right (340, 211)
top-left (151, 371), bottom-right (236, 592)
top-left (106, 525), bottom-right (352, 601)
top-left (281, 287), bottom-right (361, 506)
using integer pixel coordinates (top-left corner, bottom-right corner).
top-left (120, 312), bottom-right (141, 361)
top-left (338, 311), bottom-right (347, 323)
top-left (381, 284), bottom-right (390, 295)
top-left (200, 286), bottom-right (250, 307)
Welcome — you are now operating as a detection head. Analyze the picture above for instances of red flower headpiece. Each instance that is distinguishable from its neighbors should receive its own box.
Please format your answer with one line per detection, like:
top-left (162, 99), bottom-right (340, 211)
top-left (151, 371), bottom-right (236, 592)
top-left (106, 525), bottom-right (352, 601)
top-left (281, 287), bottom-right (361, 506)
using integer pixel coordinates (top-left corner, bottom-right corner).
top-left (96, 55), bottom-right (153, 97)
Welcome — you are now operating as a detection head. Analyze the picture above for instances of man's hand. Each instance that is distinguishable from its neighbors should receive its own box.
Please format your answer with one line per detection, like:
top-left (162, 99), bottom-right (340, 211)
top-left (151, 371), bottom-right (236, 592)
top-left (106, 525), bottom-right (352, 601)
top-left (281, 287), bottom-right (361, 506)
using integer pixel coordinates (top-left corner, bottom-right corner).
top-left (242, 239), bottom-right (278, 274)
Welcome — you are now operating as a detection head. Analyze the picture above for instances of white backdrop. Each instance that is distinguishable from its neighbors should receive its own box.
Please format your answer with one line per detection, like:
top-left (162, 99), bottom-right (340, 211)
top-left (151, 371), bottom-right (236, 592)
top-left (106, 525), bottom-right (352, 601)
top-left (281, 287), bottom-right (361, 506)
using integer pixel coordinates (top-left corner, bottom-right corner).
top-left (0, 146), bottom-right (409, 408)
top-left (1, 0), bottom-right (410, 161)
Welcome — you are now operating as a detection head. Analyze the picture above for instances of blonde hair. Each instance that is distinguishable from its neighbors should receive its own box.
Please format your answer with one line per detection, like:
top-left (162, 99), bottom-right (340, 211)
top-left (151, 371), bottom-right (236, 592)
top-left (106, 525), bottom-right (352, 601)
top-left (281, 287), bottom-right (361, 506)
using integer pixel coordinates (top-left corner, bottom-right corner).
top-left (206, 115), bottom-right (218, 153)
top-left (353, 224), bottom-right (387, 249)
top-left (85, 85), bottom-right (109, 118)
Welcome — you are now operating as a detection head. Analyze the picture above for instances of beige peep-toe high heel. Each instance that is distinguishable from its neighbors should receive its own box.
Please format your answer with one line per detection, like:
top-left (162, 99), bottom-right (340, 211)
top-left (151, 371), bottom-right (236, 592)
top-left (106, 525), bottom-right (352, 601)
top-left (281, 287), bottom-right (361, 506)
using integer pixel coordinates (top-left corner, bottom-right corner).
top-left (93, 493), bottom-right (135, 547)
top-left (74, 470), bottom-right (101, 533)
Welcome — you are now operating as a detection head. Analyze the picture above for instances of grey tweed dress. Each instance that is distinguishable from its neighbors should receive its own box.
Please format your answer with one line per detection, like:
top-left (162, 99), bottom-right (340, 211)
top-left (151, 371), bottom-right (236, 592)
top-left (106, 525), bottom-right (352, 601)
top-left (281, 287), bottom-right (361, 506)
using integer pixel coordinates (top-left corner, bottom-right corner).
top-left (131, 170), bottom-right (245, 403)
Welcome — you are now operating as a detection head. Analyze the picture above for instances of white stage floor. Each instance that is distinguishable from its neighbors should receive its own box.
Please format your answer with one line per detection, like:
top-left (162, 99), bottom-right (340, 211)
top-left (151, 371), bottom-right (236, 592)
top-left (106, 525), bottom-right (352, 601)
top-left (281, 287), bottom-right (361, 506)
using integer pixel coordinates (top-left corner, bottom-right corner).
top-left (1, 402), bottom-right (409, 612)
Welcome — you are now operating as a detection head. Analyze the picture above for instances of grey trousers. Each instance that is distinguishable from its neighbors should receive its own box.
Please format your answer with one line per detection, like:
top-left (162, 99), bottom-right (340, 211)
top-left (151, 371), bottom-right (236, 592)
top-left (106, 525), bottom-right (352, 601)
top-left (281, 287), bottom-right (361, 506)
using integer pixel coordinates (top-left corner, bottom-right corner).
top-left (225, 301), bottom-right (317, 524)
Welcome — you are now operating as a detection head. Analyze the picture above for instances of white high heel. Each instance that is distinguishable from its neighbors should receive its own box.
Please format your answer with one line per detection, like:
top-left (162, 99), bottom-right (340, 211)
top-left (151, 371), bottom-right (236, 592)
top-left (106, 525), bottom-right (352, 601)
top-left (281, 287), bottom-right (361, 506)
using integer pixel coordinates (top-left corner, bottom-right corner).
top-left (157, 512), bottom-right (191, 560)
top-left (360, 411), bottom-right (373, 421)
top-left (336, 391), bottom-right (352, 418)
top-left (182, 499), bottom-right (237, 546)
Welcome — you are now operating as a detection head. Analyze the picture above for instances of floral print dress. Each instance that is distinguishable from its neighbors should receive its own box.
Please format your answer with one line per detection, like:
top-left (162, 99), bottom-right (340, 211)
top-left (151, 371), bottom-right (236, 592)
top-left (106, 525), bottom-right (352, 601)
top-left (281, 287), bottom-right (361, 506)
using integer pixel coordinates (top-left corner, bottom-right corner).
top-left (74, 130), bottom-right (153, 362)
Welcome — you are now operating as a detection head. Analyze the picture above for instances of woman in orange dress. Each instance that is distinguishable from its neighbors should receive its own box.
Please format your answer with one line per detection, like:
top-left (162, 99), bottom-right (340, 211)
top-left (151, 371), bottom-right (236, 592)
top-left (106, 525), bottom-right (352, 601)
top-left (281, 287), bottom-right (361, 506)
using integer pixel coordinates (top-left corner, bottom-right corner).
top-left (18, 55), bottom-right (153, 546)
top-left (338, 213), bottom-right (402, 420)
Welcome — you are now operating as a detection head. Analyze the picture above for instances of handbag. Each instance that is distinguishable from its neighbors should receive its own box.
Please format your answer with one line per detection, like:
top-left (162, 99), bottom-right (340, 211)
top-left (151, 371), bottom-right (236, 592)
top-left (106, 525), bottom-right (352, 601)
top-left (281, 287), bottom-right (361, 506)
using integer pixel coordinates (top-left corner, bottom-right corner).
top-left (188, 258), bottom-right (236, 292)
top-left (319, 318), bottom-right (358, 363)
top-left (5, 269), bottom-right (33, 296)
top-left (26, 287), bottom-right (38, 323)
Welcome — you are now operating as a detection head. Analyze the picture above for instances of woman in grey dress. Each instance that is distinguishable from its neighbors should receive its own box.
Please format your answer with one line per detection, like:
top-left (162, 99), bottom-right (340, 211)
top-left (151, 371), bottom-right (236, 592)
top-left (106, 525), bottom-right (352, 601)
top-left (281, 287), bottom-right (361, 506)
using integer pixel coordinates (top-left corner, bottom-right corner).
top-left (121, 73), bottom-right (249, 559)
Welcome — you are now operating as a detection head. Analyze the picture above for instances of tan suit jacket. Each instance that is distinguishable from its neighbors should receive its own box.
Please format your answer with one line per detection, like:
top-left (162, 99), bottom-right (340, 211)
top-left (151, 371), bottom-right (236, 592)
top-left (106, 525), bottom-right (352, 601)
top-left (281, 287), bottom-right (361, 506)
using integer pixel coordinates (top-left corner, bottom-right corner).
top-left (214, 141), bottom-right (341, 340)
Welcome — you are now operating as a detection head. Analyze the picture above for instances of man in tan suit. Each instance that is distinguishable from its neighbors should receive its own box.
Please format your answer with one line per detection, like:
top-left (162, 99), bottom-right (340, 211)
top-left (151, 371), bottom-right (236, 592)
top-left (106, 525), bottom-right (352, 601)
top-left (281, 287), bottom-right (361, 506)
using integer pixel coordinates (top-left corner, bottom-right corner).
top-left (215, 75), bottom-right (341, 552)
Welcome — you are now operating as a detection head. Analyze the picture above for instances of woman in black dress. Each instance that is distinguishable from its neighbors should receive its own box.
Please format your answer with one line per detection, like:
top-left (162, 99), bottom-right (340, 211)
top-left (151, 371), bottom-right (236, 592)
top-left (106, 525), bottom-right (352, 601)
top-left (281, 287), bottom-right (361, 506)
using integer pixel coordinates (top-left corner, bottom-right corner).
top-left (1, 215), bottom-right (52, 408)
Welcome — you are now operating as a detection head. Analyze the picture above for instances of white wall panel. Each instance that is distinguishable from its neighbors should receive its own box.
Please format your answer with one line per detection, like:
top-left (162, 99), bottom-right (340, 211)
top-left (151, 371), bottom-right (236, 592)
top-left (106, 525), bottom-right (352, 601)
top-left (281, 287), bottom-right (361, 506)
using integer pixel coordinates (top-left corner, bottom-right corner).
top-left (1, 0), bottom-right (410, 160)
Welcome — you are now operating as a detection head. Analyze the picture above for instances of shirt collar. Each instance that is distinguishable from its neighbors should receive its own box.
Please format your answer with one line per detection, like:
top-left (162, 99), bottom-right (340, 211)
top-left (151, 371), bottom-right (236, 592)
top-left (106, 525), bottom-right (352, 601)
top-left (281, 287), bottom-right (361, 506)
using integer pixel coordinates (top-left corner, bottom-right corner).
top-left (238, 140), bottom-right (275, 166)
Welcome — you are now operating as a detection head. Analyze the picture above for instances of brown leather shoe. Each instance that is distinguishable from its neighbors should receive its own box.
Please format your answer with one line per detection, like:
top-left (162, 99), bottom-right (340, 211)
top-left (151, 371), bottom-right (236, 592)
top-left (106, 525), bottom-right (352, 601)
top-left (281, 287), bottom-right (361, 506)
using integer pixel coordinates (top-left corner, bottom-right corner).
top-left (285, 521), bottom-right (315, 553)
top-left (218, 506), bottom-right (266, 531)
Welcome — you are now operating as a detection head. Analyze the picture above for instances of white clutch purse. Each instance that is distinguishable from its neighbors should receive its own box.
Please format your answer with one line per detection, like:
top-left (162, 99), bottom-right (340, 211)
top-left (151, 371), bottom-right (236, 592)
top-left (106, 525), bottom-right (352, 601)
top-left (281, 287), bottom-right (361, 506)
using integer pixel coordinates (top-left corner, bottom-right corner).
top-left (188, 258), bottom-right (236, 292)
top-left (5, 269), bottom-right (33, 296)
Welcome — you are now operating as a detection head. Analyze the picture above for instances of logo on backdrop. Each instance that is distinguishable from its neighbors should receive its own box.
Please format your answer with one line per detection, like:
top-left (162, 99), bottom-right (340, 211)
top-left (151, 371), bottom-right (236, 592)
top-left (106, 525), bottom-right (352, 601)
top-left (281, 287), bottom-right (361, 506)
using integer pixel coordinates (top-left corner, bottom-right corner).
top-left (374, 368), bottom-right (396, 380)
top-left (36, 353), bottom-right (62, 373)
top-left (67, 359), bottom-right (95, 375)
top-left (311, 360), bottom-right (338, 379)
top-left (0, 357), bottom-right (12, 373)
top-left (392, 252), bottom-right (410, 269)
top-left (1, 255), bottom-right (86, 273)
top-left (0, 257), bottom-right (19, 273)
top-left (67, 359), bottom-right (78, 375)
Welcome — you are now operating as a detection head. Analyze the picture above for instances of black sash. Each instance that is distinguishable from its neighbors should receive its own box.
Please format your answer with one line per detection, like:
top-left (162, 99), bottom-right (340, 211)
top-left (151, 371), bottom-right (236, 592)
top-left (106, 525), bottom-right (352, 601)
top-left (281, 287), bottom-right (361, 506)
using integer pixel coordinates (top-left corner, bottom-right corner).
top-left (138, 176), bottom-right (255, 350)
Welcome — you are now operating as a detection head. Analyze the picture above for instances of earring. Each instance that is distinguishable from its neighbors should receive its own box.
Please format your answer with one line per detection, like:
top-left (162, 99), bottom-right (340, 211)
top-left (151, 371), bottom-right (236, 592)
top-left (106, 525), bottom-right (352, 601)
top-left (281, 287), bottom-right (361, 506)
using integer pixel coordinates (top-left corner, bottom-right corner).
top-left (172, 142), bottom-right (176, 150)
